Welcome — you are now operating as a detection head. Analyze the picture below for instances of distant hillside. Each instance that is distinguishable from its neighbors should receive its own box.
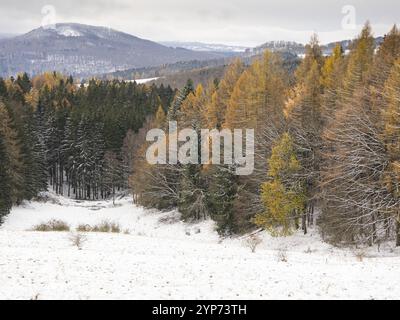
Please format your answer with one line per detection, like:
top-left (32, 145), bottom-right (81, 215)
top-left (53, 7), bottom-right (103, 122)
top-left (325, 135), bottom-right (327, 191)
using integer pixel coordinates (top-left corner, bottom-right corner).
top-left (0, 33), bottom-right (16, 40)
top-left (252, 37), bottom-right (385, 56)
top-left (152, 65), bottom-right (227, 89)
top-left (160, 41), bottom-right (248, 53)
top-left (102, 51), bottom-right (300, 89)
top-left (0, 23), bottom-right (223, 77)
top-left (102, 58), bottom-right (233, 81)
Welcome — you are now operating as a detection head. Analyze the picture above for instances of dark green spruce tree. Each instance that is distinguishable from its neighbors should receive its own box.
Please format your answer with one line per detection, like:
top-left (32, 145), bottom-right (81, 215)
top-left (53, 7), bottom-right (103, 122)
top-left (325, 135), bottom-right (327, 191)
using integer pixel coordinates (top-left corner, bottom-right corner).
top-left (0, 133), bottom-right (12, 223)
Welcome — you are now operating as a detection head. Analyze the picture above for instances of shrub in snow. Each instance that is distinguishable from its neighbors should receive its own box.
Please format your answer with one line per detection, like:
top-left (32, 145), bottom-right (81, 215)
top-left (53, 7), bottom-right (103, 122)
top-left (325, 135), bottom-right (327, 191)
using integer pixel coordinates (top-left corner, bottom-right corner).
top-left (354, 250), bottom-right (366, 262)
top-left (110, 222), bottom-right (121, 233)
top-left (93, 221), bottom-right (120, 233)
top-left (276, 248), bottom-right (288, 262)
top-left (76, 224), bottom-right (92, 232)
top-left (76, 221), bottom-right (121, 233)
top-left (304, 247), bottom-right (314, 254)
top-left (68, 232), bottom-right (87, 250)
top-left (244, 234), bottom-right (262, 253)
top-left (158, 214), bottom-right (180, 224)
top-left (33, 220), bottom-right (70, 232)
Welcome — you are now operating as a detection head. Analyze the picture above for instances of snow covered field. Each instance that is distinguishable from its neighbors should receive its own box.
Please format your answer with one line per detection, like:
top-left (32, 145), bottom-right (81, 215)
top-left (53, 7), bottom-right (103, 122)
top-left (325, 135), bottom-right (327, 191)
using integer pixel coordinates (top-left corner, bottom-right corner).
top-left (1, 192), bottom-right (400, 300)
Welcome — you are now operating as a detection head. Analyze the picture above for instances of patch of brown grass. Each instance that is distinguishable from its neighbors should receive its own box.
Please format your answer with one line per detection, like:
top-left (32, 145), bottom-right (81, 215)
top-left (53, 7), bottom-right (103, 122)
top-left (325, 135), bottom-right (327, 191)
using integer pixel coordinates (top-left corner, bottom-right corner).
top-left (32, 220), bottom-right (70, 232)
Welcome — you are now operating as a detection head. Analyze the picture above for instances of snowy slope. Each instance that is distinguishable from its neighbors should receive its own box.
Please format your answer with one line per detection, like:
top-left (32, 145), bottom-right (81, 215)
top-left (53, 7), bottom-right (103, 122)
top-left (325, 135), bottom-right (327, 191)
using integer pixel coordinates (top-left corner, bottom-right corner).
top-left (1, 192), bottom-right (400, 300)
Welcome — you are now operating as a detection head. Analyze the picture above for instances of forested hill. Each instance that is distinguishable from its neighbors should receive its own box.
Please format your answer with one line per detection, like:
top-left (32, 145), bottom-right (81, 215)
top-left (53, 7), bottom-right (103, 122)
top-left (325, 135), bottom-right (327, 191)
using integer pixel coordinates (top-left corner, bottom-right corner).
top-left (0, 23), bottom-right (223, 78)
top-left (0, 72), bottom-right (175, 221)
top-left (103, 52), bottom-right (300, 89)
top-left (251, 37), bottom-right (384, 56)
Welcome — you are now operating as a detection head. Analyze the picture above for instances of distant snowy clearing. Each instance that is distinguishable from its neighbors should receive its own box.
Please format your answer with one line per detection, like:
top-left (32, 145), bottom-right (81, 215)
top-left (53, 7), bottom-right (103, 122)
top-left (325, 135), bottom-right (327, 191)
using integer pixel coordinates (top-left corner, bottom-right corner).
top-left (127, 77), bottom-right (160, 84)
top-left (1, 192), bottom-right (400, 300)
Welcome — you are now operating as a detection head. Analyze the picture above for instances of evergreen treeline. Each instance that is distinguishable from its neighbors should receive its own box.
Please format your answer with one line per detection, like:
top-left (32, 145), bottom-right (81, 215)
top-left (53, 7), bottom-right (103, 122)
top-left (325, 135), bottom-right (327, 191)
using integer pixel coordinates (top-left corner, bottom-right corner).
top-left (0, 72), bottom-right (174, 223)
top-left (131, 23), bottom-right (400, 246)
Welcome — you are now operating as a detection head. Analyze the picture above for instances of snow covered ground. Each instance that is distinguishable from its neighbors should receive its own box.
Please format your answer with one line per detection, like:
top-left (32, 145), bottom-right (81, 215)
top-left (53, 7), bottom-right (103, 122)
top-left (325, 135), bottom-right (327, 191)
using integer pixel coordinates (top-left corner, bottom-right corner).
top-left (1, 192), bottom-right (400, 300)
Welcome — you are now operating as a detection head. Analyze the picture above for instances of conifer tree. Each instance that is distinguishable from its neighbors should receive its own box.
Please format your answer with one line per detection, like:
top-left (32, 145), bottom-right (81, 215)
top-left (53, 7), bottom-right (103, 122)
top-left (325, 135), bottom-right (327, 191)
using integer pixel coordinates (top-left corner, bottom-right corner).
top-left (178, 163), bottom-right (208, 221)
top-left (383, 59), bottom-right (400, 246)
top-left (255, 133), bottom-right (305, 235)
top-left (0, 102), bottom-right (25, 203)
top-left (121, 129), bottom-right (137, 182)
top-left (167, 79), bottom-right (194, 121)
top-left (206, 59), bottom-right (244, 129)
top-left (61, 116), bottom-right (78, 197)
top-left (0, 133), bottom-right (12, 223)
top-left (341, 22), bottom-right (375, 98)
top-left (284, 35), bottom-right (324, 230)
top-left (320, 44), bottom-right (345, 124)
top-left (371, 25), bottom-right (400, 88)
top-left (177, 84), bottom-right (209, 221)
top-left (206, 165), bottom-right (238, 235)
top-left (103, 151), bottom-right (124, 205)
top-left (369, 25), bottom-right (400, 119)
top-left (10, 101), bottom-right (48, 200)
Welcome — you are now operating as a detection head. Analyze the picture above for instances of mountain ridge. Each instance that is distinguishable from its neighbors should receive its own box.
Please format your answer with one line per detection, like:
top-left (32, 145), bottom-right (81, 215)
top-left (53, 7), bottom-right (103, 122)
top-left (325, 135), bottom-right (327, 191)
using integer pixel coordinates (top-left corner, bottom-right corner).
top-left (252, 37), bottom-right (384, 56)
top-left (0, 23), bottom-right (223, 78)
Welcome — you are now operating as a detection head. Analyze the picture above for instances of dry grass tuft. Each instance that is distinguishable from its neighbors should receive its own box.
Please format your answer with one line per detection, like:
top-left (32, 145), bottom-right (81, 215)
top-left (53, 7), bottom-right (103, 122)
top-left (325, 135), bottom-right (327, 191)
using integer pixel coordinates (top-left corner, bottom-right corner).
top-left (32, 220), bottom-right (70, 232)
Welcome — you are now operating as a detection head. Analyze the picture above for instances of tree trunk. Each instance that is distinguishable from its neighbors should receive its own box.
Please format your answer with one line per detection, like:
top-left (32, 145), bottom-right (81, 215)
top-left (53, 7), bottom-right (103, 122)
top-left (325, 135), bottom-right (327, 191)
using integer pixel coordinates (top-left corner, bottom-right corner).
top-left (396, 219), bottom-right (400, 247)
top-left (309, 204), bottom-right (314, 227)
top-left (384, 218), bottom-right (390, 239)
top-left (302, 211), bottom-right (307, 235)
top-left (370, 211), bottom-right (377, 246)
top-left (112, 186), bottom-right (115, 206)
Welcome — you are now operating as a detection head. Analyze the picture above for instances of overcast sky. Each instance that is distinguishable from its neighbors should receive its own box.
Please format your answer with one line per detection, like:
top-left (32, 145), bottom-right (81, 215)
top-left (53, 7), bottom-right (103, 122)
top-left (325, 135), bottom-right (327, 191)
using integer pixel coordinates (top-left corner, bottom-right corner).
top-left (0, 0), bottom-right (399, 46)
